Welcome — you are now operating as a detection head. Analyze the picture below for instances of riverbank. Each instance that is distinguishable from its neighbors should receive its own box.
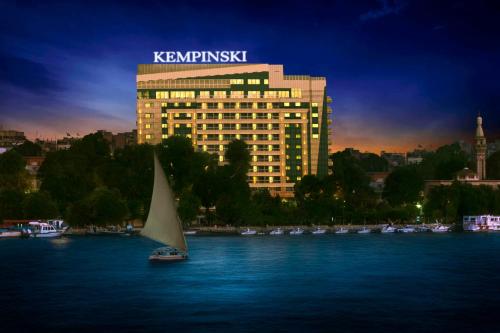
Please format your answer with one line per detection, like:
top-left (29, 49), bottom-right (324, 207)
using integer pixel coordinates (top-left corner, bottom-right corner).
top-left (64, 223), bottom-right (456, 235)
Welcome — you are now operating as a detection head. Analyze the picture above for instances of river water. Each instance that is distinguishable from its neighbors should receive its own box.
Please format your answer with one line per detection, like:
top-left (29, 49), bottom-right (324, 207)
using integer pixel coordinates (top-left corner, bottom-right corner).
top-left (1, 233), bottom-right (499, 332)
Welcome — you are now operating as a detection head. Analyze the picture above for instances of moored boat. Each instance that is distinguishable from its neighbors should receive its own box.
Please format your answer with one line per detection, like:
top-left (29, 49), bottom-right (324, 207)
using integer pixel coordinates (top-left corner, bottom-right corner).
top-left (289, 228), bottom-right (304, 235)
top-left (431, 225), bottom-right (450, 233)
top-left (335, 227), bottom-right (349, 234)
top-left (241, 228), bottom-right (257, 235)
top-left (269, 228), bottom-right (284, 235)
top-left (0, 229), bottom-right (22, 238)
top-left (357, 227), bottom-right (371, 234)
top-left (381, 225), bottom-right (396, 233)
top-left (29, 222), bottom-right (62, 238)
top-left (398, 226), bottom-right (416, 233)
top-left (311, 227), bottom-right (327, 235)
top-left (183, 230), bottom-right (197, 235)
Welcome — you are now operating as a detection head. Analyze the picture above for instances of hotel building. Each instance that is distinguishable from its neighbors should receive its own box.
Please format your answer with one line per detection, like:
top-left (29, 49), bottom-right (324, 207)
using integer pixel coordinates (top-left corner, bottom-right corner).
top-left (136, 64), bottom-right (332, 197)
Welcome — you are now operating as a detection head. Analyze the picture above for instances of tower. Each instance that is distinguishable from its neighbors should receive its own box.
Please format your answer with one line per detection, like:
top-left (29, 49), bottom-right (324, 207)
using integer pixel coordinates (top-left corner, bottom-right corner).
top-left (475, 114), bottom-right (487, 180)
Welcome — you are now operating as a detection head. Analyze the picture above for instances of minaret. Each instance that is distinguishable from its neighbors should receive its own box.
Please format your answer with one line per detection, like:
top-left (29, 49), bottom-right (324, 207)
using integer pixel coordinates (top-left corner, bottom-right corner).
top-left (475, 114), bottom-right (487, 180)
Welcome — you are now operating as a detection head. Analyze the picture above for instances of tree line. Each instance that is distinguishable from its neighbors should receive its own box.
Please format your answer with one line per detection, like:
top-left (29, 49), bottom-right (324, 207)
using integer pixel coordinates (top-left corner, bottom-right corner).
top-left (1, 133), bottom-right (499, 227)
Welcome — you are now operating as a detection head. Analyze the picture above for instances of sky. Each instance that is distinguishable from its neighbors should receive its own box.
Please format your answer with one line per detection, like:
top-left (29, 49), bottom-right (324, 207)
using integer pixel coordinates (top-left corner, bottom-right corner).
top-left (0, 0), bottom-right (499, 153)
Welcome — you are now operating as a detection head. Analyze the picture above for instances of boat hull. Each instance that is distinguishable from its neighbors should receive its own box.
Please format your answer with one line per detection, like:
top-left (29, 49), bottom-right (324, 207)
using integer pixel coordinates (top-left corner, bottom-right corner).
top-left (31, 232), bottom-right (62, 238)
top-left (149, 254), bottom-right (187, 261)
top-left (0, 231), bottom-right (22, 238)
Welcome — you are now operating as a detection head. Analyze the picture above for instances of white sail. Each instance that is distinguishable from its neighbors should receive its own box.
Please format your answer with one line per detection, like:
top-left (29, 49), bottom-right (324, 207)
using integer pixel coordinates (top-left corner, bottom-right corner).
top-left (141, 153), bottom-right (187, 253)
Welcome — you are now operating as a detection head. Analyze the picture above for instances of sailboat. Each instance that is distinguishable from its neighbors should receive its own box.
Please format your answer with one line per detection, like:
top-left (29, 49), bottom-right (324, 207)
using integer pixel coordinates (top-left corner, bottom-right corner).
top-left (141, 153), bottom-right (188, 261)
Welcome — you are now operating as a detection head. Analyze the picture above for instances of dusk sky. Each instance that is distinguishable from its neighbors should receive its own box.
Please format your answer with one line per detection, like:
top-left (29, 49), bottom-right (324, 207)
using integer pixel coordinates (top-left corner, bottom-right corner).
top-left (0, 0), bottom-right (499, 153)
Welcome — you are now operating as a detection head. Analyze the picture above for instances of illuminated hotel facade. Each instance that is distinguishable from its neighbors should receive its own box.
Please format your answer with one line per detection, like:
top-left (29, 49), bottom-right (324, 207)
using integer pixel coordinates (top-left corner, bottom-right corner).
top-left (136, 64), bottom-right (332, 197)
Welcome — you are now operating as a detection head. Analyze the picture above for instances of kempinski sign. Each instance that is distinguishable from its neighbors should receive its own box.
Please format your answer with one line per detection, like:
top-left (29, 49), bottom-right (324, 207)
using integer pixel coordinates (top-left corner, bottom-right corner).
top-left (153, 51), bottom-right (247, 63)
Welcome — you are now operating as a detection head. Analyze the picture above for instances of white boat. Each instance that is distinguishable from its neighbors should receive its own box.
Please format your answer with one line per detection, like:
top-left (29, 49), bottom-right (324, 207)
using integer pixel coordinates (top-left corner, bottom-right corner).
top-left (311, 227), bottom-right (327, 235)
top-left (183, 230), bottom-right (197, 235)
top-left (381, 225), bottom-right (396, 233)
top-left (269, 228), bottom-right (284, 235)
top-left (463, 215), bottom-right (500, 231)
top-left (431, 225), bottom-right (450, 233)
top-left (335, 227), bottom-right (349, 234)
top-left (289, 228), bottom-right (304, 235)
top-left (241, 228), bottom-right (257, 235)
top-left (398, 226), bottom-right (416, 233)
top-left (357, 227), bottom-right (371, 234)
top-left (47, 219), bottom-right (69, 232)
top-left (0, 229), bottom-right (22, 238)
top-left (29, 222), bottom-right (62, 238)
top-left (141, 154), bottom-right (188, 262)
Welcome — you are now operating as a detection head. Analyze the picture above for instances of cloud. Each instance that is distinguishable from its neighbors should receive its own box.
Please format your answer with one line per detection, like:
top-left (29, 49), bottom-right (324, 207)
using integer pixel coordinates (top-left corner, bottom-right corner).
top-left (360, 0), bottom-right (407, 21)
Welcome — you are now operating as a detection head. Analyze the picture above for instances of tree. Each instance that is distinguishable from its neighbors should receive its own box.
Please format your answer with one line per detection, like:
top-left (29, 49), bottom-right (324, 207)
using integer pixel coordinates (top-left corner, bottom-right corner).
top-left (13, 140), bottom-right (42, 157)
top-left (383, 166), bottom-right (424, 206)
top-left (177, 189), bottom-right (201, 226)
top-left (487, 151), bottom-right (500, 179)
top-left (225, 139), bottom-right (251, 178)
top-left (358, 153), bottom-right (389, 172)
top-left (0, 189), bottom-right (25, 222)
top-left (23, 191), bottom-right (59, 219)
top-left (418, 143), bottom-right (470, 180)
top-left (66, 187), bottom-right (128, 226)
top-left (0, 149), bottom-right (29, 191)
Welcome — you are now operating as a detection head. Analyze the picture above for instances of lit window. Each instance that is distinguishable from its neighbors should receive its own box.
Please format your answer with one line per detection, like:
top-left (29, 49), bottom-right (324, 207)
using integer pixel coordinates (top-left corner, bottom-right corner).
top-left (145, 103), bottom-right (152, 108)
top-left (264, 79), bottom-right (269, 84)
top-left (203, 145), bottom-right (207, 151)
top-left (248, 79), bottom-right (261, 85)
top-left (199, 91), bottom-right (210, 99)
top-left (230, 79), bottom-right (244, 85)
top-left (161, 102), bottom-right (167, 107)
top-left (202, 103), bottom-right (207, 109)
top-left (213, 91), bottom-right (227, 98)
top-left (264, 91), bottom-right (277, 98)
top-left (284, 102), bottom-right (290, 107)
top-left (312, 102), bottom-right (318, 107)
top-left (295, 102), bottom-right (301, 107)
top-left (269, 176), bottom-right (274, 183)
top-left (291, 88), bottom-right (302, 98)
top-left (247, 91), bottom-right (260, 98)
top-left (278, 91), bottom-right (290, 98)
top-left (312, 124), bottom-right (319, 128)
top-left (162, 124), bottom-right (167, 128)
top-left (219, 155), bottom-right (224, 162)
top-left (297, 176), bottom-right (301, 181)
top-left (145, 134), bottom-right (152, 139)
top-left (155, 91), bottom-right (169, 99)
top-left (312, 134), bottom-right (319, 139)
top-left (186, 102), bottom-right (191, 107)
top-left (231, 91), bottom-right (244, 98)
top-left (162, 134), bottom-right (168, 139)
top-left (145, 124), bottom-right (151, 129)
top-left (170, 91), bottom-right (195, 98)
top-left (312, 113), bottom-right (318, 117)
top-left (284, 113), bottom-right (290, 118)
top-left (295, 113), bottom-right (301, 117)
top-left (145, 113), bottom-right (151, 119)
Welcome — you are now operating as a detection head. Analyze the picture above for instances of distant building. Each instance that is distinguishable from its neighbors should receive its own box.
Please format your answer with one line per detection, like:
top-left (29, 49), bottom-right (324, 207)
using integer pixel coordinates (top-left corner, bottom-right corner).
top-left (0, 129), bottom-right (26, 148)
top-left (113, 130), bottom-right (137, 149)
top-left (381, 151), bottom-right (406, 168)
top-left (425, 115), bottom-right (500, 193)
top-left (24, 156), bottom-right (45, 191)
top-left (367, 171), bottom-right (390, 194)
top-left (406, 149), bottom-right (427, 165)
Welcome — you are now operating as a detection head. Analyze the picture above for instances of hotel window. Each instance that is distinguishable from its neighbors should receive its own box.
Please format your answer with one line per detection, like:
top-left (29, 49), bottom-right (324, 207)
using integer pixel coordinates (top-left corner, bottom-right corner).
top-left (312, 102), bottom-right (318, 107)
top-left (269, 177), bottom-right (274, 183)
top-left (284, 102), bottom-right (290, 107)
top-left (202, 103), bottom-right (207, 109)
top-left (312, 124), bottom-right (319, 128)
top-left (295, 102), bottom-right (301, 107)
top-left (199, 91), bottom-right (210, 99)
top-left (264, 91), bottom-right (277, 98)
top-left (248, 79), bottom-right (261, 85)
top-left (291, 88), bottom-right (302, 98)
top-left (296, 166), bottom-right (301, 171)
top-left (162, 124), bottom-right (167, 128)
top-left (219, 155), bottom-right (224, 162)
top-left (155, 91), bottom-right (169, 99)
top-left (312, 113), bottom-right (318, 117)
top-left (295, 113), bottom-right (301, 118)
top-left (145, 134), bottom-right (152, 139)
top-left (170, 91), bottom-right (195, 98)
top-left (264, 79), bottom-right (269, 85)
top-left (213, 91), bottom-right (227, 98)
top-left (230, 79), bottom-right (244, 85)
top-left (247, 91), bottom-right (260, 98)
top-left (278, 91), bottom-right (290, 98)
top-left (145, 124), bottom-right (151, 129)
top-left (145, 113), bottom-right (152, 118)
top-left (145, 103), bottom-right (153, 108)
top-left (162, 134), bottom-right (168, 139)
top-left (295, 134), bottom-right (301, 138)
top-left (312, 134), bottom-right (319, 139)
top-left (231, 91), bottom-right (244, 98)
